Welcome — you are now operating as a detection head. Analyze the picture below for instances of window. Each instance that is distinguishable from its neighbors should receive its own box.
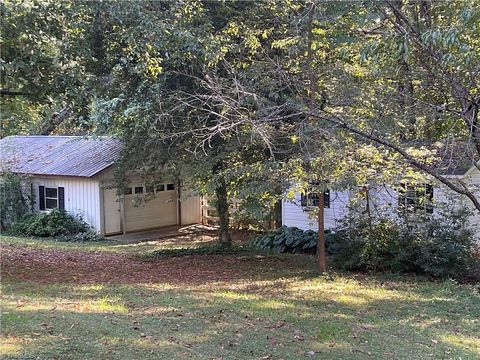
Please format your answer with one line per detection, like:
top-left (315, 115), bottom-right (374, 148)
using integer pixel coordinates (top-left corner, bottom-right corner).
top-left (301, 184), bottom-right (330, 208)
top-left (134, 186), bottom-right (144, 194)
top-left (398, 184), bottom-right (433, 214)
top-left (39, 186), bottom-right (64, 210)
top-left (146, 184), bottom-right (155, 193)
top-left (156, 184), bottom-right (165, 192)
top-left (166, 183), bottom-right (175, 191)
top-left (124, 187), bottom-right (133, 195)
top-left (45, 187), bottom-right (58, 209)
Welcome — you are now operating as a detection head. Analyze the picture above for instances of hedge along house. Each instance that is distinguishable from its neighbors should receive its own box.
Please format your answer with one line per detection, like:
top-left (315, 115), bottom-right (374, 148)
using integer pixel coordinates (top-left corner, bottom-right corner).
top-left (0, 136), bottom-right (202, 236)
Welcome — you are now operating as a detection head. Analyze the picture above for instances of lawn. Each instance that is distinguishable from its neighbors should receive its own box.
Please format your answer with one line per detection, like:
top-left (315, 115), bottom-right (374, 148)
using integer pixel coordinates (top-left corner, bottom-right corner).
top-left (1, 235), bottom-right (479, 359)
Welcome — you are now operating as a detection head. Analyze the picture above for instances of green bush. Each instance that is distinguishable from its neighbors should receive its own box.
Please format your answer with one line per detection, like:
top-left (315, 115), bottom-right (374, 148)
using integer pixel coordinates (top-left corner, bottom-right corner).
top-left (56, 230), bottom-right (103, 242)
top-left (9, 209), bottom-right (102, 241)
top-left (0, 172), bottom-right (34, 230)
top-left (329, 208), bottom-right (478, 280)
top-left (251, 226), bottom-right (320, 254)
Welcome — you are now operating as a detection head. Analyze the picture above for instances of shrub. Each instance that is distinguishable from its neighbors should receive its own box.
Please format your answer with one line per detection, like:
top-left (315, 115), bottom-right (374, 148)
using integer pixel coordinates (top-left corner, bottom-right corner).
top-left (329, 208), bottom-right (478, 280)
top-left (9, 209), bottom-right (102, 241)
top-left (56, 230), bottom-right (103, 242)
top-left (251, 226), bottom-right (319, 254)
top-left (0, 173), bottom-right (34, 230)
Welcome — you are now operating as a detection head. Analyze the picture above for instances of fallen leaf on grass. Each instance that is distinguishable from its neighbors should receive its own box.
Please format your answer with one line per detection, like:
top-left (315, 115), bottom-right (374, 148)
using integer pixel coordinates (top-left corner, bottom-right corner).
top-left (167, 336), bottom-right (175, 343)
top-left (360, 324), bottom-right (375, 331)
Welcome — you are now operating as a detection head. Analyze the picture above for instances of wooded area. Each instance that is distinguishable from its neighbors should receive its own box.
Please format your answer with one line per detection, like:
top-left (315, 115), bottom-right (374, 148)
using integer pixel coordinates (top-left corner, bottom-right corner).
top-left (1, 0), bottom-right (479, 244)
top-left (1, 2), bottom-right (480, 358)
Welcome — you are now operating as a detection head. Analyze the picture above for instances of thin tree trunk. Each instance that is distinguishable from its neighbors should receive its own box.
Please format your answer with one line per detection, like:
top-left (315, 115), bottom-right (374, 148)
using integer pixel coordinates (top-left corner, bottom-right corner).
top-left (306, 4), bottom-right (326, 273)
top-left (215, 176), bottom-right (231, 244)
top-left (317, 191), bottom-right (326, 273)
top-left (364, 185), bottom-right (373, 232)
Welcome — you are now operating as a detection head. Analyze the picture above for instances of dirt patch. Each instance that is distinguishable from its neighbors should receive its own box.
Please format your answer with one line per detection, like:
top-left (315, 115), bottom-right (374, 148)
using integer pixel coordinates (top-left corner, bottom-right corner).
top-left (1, 243), bottom-right (311, 285)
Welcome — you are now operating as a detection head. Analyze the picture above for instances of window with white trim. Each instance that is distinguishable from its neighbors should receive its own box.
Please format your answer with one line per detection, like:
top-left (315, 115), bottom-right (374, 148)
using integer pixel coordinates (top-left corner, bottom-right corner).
top-left (45, 187), bottom-right (58, 209)
top-left (398, 184), bottom-right (434, 214)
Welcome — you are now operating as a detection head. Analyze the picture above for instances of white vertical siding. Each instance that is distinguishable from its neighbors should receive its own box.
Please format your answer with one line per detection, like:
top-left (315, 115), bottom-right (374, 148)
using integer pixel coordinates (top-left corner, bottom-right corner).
top-left (282, 191), bottom-right (350, 231)
top-left (180, 187), bottom-right (202, 225)
top-left (367, 185), bottom-right (398, 217)
top-left (461, 167), bottom-right (480, 241)
top-left (32, 176), bottom-right (102, 232)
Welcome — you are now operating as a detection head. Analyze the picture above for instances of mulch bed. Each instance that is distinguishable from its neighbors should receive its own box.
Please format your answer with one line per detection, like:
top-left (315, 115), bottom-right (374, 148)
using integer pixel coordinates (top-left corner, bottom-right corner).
top-left (0, 244), bottom-right (297, 285)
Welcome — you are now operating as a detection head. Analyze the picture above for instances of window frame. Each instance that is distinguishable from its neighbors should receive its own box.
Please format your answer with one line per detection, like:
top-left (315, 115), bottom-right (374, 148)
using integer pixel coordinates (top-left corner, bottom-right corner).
top-left (44, 186), bottom-right (59, 210)
top-left (300, 183), bottom-right (330, 209)
top-left (398, 183), bottom-right (434, 214)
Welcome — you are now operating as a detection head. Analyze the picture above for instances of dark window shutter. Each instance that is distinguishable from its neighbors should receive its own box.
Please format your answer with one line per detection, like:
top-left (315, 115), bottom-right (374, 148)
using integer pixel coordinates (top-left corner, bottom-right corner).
top-left (58, 187), bottom-right (65, 209)
top-left (39, 186), bottom-right (45, 210)
top-left (300, 193), bottom-right (307, 207)
top-left (324, 190), bottom-right (330, 208)
top-left (425, 184), bottom-right (434, 214)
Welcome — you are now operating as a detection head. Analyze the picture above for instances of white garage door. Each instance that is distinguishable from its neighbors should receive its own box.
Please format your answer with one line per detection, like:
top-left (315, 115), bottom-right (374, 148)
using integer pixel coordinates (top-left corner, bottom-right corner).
top-left (124, 183), bottom-right (178, 233)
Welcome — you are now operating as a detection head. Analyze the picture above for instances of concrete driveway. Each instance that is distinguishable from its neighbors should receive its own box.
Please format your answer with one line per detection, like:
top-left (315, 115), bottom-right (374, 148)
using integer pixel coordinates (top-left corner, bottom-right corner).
top-left (106, 224), bottom-right (217, 243)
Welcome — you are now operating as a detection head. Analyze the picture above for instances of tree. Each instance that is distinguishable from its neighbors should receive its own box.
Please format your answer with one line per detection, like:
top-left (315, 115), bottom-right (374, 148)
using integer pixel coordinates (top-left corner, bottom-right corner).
top-left (89, 1), bottom-right (297, 243)
top-left (169, 0), bottom-right (480, 213)
top-left (0, 0), bottom-right (108, 137)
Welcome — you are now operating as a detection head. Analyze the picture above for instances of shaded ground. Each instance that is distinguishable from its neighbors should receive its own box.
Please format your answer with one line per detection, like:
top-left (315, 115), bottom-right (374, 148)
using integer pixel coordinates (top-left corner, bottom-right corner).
top-left (1, 243), bottom-right (310, 285)
top-left (1, 236), bottom-right (479, 360)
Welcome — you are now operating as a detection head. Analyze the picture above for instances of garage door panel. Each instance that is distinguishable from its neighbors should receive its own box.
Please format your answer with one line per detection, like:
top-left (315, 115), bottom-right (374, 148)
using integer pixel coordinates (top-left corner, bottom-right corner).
top-left (125, 192), bottom-right (177, 232)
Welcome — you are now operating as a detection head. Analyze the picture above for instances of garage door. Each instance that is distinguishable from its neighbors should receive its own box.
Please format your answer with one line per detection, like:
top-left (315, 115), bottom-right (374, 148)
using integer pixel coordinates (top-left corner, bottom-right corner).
top-left (124, 183), bottom-right (178, 232)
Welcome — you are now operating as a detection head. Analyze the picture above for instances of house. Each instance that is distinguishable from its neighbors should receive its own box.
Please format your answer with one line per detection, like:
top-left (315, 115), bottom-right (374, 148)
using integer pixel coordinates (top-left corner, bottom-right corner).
top-left (281, 162), bottom-right (480, 236)
top-left (0, 136), bottom-right (203, 236)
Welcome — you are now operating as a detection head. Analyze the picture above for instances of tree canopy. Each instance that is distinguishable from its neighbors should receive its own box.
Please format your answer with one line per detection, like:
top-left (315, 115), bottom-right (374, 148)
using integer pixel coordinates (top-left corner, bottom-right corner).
top-left (2, 0), bottom-right (479, 239)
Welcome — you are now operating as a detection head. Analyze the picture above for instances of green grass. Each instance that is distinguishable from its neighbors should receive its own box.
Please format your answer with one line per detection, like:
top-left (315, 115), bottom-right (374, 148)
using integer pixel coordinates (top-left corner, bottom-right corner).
top-left (1, 235), bottom-right (479, 359)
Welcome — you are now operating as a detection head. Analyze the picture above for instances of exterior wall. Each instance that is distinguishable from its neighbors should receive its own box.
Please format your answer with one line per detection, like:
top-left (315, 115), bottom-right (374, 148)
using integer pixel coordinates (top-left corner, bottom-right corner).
top-left (32, 176), bottom-right (102, 232)
top-left (282, 190), bottom-right (350, 231)
top-left (367, 185), bottom-right (398, 217)
top-left (467, 167), bottom-right (480, 234)
top-left (96, 170), bottom-right (203, 234)
top-left (451, 167), bottom-right (480, 241)
top-left (282, 178), bottom-right (480, 245)
top-left (180, 188), bottom-right (203, 225)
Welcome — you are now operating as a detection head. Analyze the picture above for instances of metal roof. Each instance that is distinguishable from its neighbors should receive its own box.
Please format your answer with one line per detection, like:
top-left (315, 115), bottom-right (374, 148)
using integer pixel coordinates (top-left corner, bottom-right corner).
top-left (0, 136), bottom-right (123, 177)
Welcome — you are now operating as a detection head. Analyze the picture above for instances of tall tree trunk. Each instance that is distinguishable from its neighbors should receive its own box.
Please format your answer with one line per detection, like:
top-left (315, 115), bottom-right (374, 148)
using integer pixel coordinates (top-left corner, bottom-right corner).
top-left (317, 191), bottom-right (326, 273)
top-left (306, 4), bottom-right (326, 273)
top-left (215, 176), bottom-right (231, 244)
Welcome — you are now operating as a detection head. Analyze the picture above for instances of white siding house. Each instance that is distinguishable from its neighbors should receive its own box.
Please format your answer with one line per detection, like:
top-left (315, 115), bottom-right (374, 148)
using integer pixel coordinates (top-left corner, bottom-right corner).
top-left (282, 190), bottom-right (350, 230)
top-left (282, 163), bottom-right (480, 241)
top-left (31, 176), bottom-right (103, 232)
top-left (0, 136), bottom-right (203, 236)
